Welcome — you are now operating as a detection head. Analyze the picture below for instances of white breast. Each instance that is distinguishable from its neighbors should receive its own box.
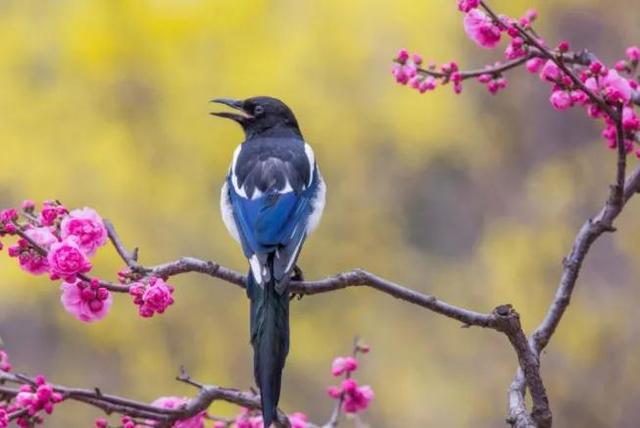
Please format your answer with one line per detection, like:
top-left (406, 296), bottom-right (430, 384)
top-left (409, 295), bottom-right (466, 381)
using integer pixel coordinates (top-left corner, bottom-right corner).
top-left (220, 181), bottom-right (241, 243)
top-left (306, 170), bottom-right (326, 235)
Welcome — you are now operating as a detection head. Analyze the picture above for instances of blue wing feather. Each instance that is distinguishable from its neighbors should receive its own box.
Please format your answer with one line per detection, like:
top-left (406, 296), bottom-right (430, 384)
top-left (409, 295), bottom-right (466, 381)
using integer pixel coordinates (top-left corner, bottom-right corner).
top-left (226, 164), bottom-right (320, 286)
top-left (227, 176), bottom-right (315, 254)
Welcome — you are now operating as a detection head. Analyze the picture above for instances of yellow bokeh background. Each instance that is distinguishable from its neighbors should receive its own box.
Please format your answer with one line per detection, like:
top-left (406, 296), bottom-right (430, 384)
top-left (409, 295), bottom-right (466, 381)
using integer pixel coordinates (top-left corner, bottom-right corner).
top-left (1, 0), bottom-right (639, 426)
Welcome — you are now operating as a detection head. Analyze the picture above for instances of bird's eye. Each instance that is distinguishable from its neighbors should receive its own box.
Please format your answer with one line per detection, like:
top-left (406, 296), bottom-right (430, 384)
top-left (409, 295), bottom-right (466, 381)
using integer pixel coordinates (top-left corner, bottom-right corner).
top-left (254, 105), bottom-right (265, 116)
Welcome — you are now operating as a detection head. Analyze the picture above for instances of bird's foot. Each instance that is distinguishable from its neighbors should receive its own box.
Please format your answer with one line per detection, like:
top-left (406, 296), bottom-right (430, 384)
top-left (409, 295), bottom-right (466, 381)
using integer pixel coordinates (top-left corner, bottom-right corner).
top-left (291, 265), bottom-right (305, 281)
top-left (290, 265), bottom-right (305, 301)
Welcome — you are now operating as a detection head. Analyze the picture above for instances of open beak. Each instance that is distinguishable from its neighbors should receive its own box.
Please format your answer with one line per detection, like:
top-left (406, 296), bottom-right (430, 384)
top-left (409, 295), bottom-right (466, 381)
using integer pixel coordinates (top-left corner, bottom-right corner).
top-left (210, 98), bottom-right (253, 122)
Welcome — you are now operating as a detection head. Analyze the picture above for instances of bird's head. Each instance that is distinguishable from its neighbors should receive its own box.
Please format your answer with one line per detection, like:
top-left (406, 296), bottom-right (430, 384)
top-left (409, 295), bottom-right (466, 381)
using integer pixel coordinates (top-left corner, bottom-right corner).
top-left (210, 96), bottom-right (302, 139)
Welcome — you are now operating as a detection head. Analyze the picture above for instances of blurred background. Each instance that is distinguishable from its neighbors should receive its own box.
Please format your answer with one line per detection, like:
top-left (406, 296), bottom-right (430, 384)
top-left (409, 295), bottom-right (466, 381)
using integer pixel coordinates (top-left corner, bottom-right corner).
top-left (0, 0), bottom-right (639, 426)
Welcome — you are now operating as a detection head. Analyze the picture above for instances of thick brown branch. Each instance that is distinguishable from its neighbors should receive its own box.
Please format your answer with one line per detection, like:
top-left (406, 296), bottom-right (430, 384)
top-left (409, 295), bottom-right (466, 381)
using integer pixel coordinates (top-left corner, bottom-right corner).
top-left (506, 163), bottom-right (640, 428)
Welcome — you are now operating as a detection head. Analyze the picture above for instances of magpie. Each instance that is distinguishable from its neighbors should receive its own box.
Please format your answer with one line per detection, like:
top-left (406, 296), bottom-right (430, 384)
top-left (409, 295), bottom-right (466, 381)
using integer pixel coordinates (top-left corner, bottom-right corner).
top-left (211, 96), bottom-right (326, 427)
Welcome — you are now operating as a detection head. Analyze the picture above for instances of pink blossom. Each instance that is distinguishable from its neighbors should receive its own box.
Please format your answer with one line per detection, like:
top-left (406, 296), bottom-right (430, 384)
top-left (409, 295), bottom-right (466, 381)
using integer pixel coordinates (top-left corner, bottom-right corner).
top-left (288, 412), bottom-right (308, 428)
top-left (21, 200), bottom-right (35, 211)
top-left (505, 37), bottom-right (525, 60)
top-left (585, 76), bottom-right (599, 93)
top-left (0, 350), bottom-right (11, 372)
top-left (589, 61), bottom-right (604, 75)
top-left (463, 9), bottom-right (502, 49)
top-left (121, 416), bottom-right (136, 428)
top-left (60, 207), bottom-right (107, 256)
top-left (392, 65), bottom-right (409, 85)
top-left (47, 237), bottom-right (92, 281)
top-left (540, 60), bottom-right (561, 82)
top-left (343, 384), bottom-right (374, 414)
top-left (327, 386), bottom-right (341, 399)
top-left (332, 356), bottom-right (359, 377)
top-left (587, 104), bottom-right (603, 119)
top-left (13, 376), bottom-right (63, 419)
top-left (27, 227), bottom-right (58, 248)
top-left (452, 72), bottom-right (463, 94)
top-left (623, 107), bottom-right (640, 132)
top-left (457, 0), bottom-right (480, 13)
top-left (586, 69), bottom-right (633, 104)
top-left (395, 48), bottom-right (409, 64)
top-left (526, 58), bottom-right (544, 74)
top-left (39, 201), bottom-right (67, 226)
top-left (524, 9), bottom-right (538, 23)
top-left (95, 418), bottom-right (108, 428)
top-left (129, 277), bottom-right (175, 318)
top-left (328, 378), bottom-right (374, 415)
top-left (418, 77), bottom-right (437, 93)
top-left (570, 90), bottom-right (589, 105)
top-left (478, 71), bottom-right (507, 95)
top-left (14, 227), bottom-right (58, 275)
top-left (477, 73), bottom-right (491, 84)
top-left (342, 378), bottom-right (358, 393)
top-left (550, 90), bottom-right (572, 111)
top-left (557, 40), bottom-right (570, 53)
top-left (601, 69), bottom-right (632, 103)
top-left (602, 124), bottom-right (618, 149)
top-left (627, 46), bottom-right (640, 62)
top-left (615, 60), bottom-right (628, 73)
top-left (150, 397), bottom-right (204, 428)
top-left (60, 279), bottom-right (112, 323)
top-left (235, 408), bottom-right (263, 428)
top-left (0, 209), bottom-right (17, 224)
top-left (212, 423), bottom-right (225, 428)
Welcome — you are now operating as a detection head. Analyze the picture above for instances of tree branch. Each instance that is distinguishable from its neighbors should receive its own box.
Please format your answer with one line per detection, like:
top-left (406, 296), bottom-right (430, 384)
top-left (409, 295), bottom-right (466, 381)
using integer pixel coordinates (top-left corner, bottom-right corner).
top-left (97, 217), bottom-right (555, 425)
top-left (506, 160), bottom-right (640, 428)
top-left (0, 368), bottom-right (301, 428)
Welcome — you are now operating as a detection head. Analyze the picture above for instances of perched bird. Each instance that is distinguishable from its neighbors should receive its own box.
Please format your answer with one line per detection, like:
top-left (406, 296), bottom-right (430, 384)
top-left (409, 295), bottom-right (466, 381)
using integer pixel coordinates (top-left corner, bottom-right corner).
top-left (211, 96), bottom-right (326, 427)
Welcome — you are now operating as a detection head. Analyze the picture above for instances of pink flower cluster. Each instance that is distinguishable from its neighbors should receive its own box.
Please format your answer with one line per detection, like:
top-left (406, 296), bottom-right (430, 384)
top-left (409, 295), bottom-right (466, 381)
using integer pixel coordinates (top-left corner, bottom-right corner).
top-left (326, 344), bottom-right (374, 415)
top-left (149, 396), bottom-right (205, 428)
top-left (10, 375), bottom-right (63, 427)
top-left (234, 408), bottom-right (265, 428)
top-left (331, 356), bottom-right (358, 376)
top-left (2, 200), bottom-right (183, 322)
top-left (222, 407), bottom-right (308, 428)
top-left (38, 201), bottom-right (67, 226)
top-left (6, 203), bottom-right (104, 280)
top-left (61, 207), bottom-right (108, 256)
top-left (537, 54), bottom-right (640, 153)
top-left (0, 208), bottom-right (19, 250)
top-left (61, 279), bottom-right (113, 322)
top-left (393, 3), bottom-right (640, 153)
top-left (129, 277), bottom-right (175, 318)
top-left (3, 202), bottom-right (116, 322)
top-left (47, 238), bottom-right (92, 281)
top-left (327, 379), bottom-right (374, 414)
top-left (392, 49), bottom-right (438, 93)
top-left (463, 9), bottom-right (501, 49)
top-left (457, 0), bottom-right (480, 13)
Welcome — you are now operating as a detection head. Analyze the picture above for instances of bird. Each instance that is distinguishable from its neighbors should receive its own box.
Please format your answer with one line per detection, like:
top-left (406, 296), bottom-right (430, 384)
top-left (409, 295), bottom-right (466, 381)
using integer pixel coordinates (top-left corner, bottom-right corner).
top-left (211, 96), bottom-right (326, 427)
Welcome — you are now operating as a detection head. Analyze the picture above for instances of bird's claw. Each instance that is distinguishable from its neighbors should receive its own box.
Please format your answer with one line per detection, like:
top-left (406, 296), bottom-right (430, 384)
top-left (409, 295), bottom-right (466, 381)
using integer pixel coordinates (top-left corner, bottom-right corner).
top-left (291, 265), bottom-right (305, 282)
top-left (289, 265), bottom-right (305, 301)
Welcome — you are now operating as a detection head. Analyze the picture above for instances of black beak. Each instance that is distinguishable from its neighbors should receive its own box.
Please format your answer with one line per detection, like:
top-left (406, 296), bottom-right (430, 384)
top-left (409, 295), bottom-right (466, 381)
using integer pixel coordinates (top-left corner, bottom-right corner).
top-left (210, 98), bottom-right (252, 122)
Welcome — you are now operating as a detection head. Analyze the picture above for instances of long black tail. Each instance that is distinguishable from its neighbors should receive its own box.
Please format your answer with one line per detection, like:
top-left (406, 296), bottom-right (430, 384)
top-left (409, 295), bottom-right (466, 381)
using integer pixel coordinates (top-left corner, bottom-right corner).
top-left (247, 266), bottom-right (290, 427)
